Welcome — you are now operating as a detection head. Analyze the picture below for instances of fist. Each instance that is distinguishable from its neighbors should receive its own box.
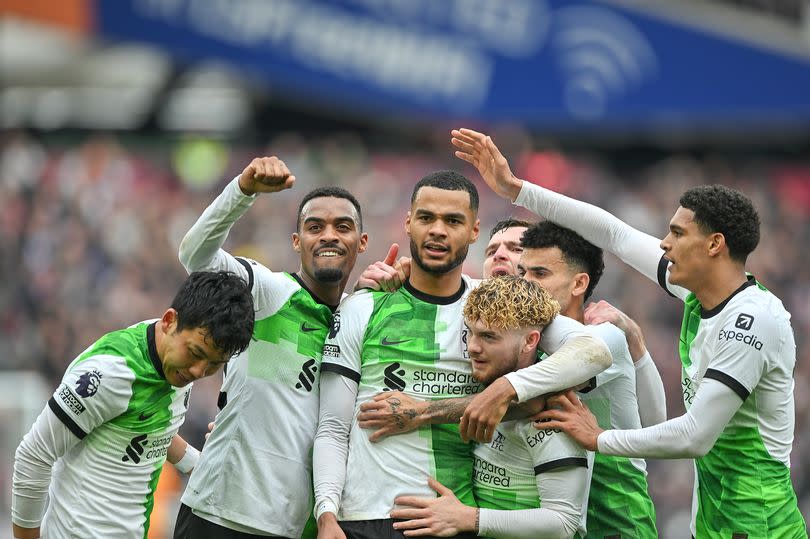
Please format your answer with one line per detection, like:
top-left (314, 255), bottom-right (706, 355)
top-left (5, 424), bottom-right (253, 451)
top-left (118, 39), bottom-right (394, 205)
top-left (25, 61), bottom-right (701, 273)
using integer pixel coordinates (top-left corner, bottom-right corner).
top-left (238, 156), bottom-right (296, 195)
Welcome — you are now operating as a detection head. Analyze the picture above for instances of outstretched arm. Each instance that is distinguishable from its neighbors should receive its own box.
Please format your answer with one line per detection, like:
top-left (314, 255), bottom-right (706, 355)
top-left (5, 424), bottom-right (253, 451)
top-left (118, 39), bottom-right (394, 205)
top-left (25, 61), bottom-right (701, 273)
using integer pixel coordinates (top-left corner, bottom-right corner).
top-left (178, 157), bottom-right (294, 273)
top-left (452, 128), bottom-right (688, 300)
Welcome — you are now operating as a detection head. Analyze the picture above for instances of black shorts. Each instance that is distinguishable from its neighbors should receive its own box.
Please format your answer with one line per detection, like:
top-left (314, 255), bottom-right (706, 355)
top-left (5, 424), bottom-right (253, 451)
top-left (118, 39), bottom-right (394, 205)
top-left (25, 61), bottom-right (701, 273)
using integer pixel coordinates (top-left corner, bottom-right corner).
top-left (174, 503), bottom-right (294, 539)
top-left (339, 518), bottom-right (478, 539)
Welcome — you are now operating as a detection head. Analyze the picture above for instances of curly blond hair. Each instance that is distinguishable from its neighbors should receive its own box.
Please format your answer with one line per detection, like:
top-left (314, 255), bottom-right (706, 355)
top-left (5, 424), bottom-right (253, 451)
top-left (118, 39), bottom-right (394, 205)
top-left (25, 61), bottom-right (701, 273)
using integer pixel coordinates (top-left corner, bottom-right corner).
top-left (464, 275), bottom-right (559, 330)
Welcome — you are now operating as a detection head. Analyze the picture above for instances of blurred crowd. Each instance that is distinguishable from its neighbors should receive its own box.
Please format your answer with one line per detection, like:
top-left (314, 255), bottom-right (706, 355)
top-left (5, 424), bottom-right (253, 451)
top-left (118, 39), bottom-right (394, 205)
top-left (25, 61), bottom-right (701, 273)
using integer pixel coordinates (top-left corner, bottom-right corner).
top-left (1, 129), bottom-right (808, 536)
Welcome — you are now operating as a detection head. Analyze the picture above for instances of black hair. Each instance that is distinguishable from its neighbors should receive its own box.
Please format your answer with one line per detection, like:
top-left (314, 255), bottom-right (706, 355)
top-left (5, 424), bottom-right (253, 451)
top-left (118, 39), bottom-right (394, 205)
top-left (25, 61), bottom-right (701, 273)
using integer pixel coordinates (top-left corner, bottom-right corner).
top-left (521, 221), bottom-right (605, 301)
top-left (171, 271), bottom-right (254, 358)
top-left (411, 170), bottom-right (479, 213)
top-left (297, 186), bottom-right (363, 231)
top-left (679, 185), bottom-right (760, 263)
top-left (489, 218), bottom-right (533, 239)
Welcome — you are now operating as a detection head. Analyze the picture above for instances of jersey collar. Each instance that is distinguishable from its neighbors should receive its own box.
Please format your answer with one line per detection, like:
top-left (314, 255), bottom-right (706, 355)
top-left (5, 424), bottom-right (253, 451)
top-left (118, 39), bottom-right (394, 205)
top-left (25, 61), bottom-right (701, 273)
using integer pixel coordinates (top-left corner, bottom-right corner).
top-left (700, 275), bottom-right (756, 319)
top-left (291, 273), bottom-right (339, 312)
top-left (146, 322), bottom-right (167, 379)
top-left (403, 278), bottom-right (466, 305)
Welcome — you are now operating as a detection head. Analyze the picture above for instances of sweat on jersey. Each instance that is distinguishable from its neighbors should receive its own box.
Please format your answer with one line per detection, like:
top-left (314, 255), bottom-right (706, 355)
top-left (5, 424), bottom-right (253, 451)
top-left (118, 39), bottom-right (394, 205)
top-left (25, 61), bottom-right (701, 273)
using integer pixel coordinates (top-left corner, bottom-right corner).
top-left (673, 274), bottom-right (805, 537)
top-left (13, 321), bottom-right (191, 539)
top-left (320, 278), bottom-right (483, 520)
top-left (579, 323), bottom-right (657, 539)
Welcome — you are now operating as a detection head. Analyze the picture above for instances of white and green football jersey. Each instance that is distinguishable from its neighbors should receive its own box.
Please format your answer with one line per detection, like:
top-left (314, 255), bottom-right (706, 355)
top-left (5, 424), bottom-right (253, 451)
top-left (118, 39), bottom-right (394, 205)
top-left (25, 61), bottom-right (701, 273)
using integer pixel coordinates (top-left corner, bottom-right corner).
top-left (473, 419), bottom-right (589, 538)
top-left (321, 277), bottom-right (483, 520)
top-left (182, 265), bottom-right (333, 538)
top-left (580, 323), bottom-right (657, 538)
top-left (672, 274), bottom-right (805, 537)
top-left (42, 321), bottom-right (191, 539)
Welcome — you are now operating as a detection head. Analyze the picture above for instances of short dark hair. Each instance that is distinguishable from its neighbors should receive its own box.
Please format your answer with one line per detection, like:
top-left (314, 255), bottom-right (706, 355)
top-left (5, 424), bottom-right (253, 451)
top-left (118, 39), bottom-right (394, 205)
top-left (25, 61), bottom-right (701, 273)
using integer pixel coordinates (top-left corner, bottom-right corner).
top-left (489, 218), bottom-right (533, 239)
top-left (679, 185), bottom-right (760, 263)
top-left (297, 187), bottom-right (363, 231)
top-left (521, 221), bottom-right (605, 301)
top-left (171, 271), bottom-right (255, 358)
top-left (411, 170), bottom-right (479, 213)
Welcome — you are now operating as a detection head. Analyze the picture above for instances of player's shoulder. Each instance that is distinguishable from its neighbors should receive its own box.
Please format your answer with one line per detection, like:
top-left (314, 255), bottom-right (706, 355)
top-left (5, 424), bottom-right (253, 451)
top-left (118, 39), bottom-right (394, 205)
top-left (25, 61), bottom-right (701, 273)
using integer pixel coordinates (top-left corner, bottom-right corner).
top-left (587, 323), bottom-right (632, 362)
top-left (719, 281), bottom-right (789, 334)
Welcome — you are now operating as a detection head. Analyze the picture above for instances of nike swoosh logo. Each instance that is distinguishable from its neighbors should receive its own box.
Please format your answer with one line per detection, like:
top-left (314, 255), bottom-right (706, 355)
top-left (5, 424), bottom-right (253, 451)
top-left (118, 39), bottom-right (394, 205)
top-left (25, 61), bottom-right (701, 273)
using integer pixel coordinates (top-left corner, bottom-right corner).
top-left (300, 323), bottom-right (319, 333)
top-left (138, 411), bottom-right (157, 421)
top-left (381, 337), bottom-right (410, 346)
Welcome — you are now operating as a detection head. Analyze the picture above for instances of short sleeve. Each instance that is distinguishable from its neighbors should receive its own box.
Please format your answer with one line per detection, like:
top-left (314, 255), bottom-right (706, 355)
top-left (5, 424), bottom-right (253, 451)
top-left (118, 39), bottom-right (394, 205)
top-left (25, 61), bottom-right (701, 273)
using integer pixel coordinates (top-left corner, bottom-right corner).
top-left (704, 303), bottom-right (779, 401)
top-left (49, 355), bottom-right (134, 439)
top-left (320, 291), bottom-right (374, 384)
top-left (520, 422), bottom-right (588, 475)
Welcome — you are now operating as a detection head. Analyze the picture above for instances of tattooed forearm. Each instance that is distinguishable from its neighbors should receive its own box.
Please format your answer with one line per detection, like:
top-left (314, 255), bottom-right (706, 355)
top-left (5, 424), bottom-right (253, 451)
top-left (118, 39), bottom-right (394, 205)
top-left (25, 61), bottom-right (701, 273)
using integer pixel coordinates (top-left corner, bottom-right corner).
top-left (425, 397), bottom-right (475, 424)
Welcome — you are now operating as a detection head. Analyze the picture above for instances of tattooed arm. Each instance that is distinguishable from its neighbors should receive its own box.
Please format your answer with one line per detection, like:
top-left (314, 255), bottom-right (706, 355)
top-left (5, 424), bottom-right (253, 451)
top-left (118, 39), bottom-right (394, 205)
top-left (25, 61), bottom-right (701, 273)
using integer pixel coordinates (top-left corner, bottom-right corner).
top-left (357, 392), bottom-right (546, 442)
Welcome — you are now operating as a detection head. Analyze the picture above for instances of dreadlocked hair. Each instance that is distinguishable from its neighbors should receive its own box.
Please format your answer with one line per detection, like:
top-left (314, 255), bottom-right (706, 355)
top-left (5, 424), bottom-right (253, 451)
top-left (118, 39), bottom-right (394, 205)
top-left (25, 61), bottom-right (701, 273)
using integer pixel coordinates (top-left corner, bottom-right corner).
top-left (464, 275), bottom-right (559, 330)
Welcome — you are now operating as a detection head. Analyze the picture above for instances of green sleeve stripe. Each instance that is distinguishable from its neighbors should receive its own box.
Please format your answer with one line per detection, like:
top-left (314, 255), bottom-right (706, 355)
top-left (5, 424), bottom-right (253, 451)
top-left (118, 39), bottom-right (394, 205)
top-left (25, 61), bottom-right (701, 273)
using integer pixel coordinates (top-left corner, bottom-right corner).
top-left (705, 368), bottom-right (749, 401)
top-left (321, 362), bottom-right (361, 384)
top-left (534, 457), bottom-right (588, 475)
top-left (48, 397), bottom-right (87, 439)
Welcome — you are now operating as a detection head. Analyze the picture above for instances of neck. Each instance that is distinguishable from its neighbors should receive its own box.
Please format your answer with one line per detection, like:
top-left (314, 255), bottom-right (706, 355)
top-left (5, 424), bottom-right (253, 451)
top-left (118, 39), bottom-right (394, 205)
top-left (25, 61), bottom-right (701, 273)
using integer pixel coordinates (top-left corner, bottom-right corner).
top-left (691, 264), bottom-right (748, 311)
top-left (562, 301), bottom-right (585, 324)
top-left (296, 268), bottom-right (345, 306)
top-left (408, 264), bottom-right (464, 297)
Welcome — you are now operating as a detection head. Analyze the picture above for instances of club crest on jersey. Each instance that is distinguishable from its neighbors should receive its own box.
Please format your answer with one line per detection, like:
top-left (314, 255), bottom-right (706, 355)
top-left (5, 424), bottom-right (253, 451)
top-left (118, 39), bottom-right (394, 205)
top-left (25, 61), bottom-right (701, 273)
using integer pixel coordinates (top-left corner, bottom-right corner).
top-left (461, 328), bottom-right (469, 360)
top-left (329, 313), bottom-right (341, 339)
top-left (75, 369), bottom-right (103, 398)
top-left (735, 313), bottom-right (754, 330)
top-left (383, 362), bottom-right (407, 391)
top-left (295, 359), bottom-right (318, 392)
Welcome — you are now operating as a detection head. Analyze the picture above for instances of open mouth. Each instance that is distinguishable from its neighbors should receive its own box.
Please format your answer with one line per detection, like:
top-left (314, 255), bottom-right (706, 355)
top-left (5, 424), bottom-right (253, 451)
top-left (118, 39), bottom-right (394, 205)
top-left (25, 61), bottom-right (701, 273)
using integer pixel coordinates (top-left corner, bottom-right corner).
top-left (423, 242), bottom-right (449, 256)
top-left (490, 266), bottom-right (511, 277)
top-left (316, 248), bottom-right (344, 258)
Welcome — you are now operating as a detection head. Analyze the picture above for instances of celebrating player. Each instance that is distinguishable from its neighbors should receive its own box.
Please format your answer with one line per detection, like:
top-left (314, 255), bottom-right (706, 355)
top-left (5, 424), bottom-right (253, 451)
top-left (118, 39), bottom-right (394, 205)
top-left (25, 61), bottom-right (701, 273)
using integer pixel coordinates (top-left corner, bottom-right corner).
top-left (313, 170), bottom-right (610, 539)
top-left (12, 271), bottom-right (254, 539)
top-left (453, 127), bottom-right (806, 537)
top-left (174, 157), bottom-right (368, 538)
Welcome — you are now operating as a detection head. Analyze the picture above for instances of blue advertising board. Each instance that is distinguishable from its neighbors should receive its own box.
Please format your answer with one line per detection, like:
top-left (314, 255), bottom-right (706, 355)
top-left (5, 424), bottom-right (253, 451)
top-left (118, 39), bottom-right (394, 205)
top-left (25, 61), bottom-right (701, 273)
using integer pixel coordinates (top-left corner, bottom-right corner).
top-left (94, 0), bottom-right (810, 129)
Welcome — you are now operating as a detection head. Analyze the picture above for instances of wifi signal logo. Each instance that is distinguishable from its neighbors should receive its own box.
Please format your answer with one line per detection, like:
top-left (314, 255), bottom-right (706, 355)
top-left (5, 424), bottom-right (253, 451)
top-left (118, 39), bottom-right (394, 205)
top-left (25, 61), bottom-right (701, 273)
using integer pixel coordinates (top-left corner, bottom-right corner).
top-left (552, 6), bottom-right (657, 120)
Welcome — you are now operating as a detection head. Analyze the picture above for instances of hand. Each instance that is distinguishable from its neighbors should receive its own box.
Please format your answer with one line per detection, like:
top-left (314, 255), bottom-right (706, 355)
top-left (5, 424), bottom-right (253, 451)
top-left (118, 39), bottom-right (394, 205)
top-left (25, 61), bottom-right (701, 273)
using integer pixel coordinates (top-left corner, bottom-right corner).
top-left (205, 421), bottom-right (215, 443)
top-left (459, 377), bottom-right (516, 443)
top-left (532, 390), bottom-right (602, 451)
top-left (584, 300), bottom-right (646, 361)
top-left (238, 156), bottom-right (296, 196)
top-left (358, 391), bottom-right (428, 442)
top-left (317, 513), bottom-right (347, 539)
top-left (390, 478), bottom-right (477, 537)
top-left (451, 128), bottom-right (522, 201)
top-left (353, 243), bottom-right (411, 292)
top-left (12, 524), bottom-right (40, 539)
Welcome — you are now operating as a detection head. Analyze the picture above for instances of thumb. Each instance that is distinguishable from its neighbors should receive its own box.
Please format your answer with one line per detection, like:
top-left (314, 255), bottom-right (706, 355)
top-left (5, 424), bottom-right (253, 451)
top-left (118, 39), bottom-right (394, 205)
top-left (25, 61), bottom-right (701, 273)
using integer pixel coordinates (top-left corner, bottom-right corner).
top-left (396, 257), bottom-right (412, 279)
top-left (428, 477), bottom-right (453, 496)
top-left (383, 243), bottom-right (399, 266)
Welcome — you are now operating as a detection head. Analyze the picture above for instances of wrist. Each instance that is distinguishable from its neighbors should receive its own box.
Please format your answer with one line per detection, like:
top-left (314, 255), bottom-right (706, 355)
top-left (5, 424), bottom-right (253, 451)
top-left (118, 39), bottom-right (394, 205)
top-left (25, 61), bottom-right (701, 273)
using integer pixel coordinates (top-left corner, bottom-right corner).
top-left (173, 444), bottom-right (200, 474)
top-left (507, 175), bottom-right (523, 202)
top-left (317, 511), bottom-right (339, 528)
top-left (493, 376), bottom-right (517, 403)
top-left (237, 176), bottom-right (256, 196)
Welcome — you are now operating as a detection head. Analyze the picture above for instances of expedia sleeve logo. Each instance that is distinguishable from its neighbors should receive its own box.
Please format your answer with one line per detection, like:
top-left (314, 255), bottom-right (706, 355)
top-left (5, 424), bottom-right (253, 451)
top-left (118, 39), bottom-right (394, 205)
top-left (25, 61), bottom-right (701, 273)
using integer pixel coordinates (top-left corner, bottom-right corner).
top-left (735, 313), bottom-right (754, 330)
top-left (75, 369), bottom-right (103, 398)
top-left (718, 313), bottom-right (763, 351)
top-left (328, 313), bottom-right (341, 339)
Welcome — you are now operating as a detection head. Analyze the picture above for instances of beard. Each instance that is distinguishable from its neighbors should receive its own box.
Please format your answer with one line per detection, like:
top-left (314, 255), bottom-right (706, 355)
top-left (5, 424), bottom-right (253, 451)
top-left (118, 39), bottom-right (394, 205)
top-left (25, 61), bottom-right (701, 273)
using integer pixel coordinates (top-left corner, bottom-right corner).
top-left (314, 267), bottom-right (344, 283)
top-left (410, 238), bottom-right (468, 275)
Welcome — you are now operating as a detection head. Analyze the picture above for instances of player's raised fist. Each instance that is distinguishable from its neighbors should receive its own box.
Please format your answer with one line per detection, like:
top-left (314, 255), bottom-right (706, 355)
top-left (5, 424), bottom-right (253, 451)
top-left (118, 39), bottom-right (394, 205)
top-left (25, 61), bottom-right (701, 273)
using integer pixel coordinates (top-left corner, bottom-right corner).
top-left (238, 156), bottom-right (296, 196)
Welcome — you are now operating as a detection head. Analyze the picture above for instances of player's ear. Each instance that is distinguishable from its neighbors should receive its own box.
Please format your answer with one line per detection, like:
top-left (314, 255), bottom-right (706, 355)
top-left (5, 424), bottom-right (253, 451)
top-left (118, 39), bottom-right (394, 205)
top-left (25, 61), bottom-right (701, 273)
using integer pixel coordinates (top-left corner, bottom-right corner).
top-left (358, 232), bottom-right (369, 253)
top-left (470, 218), bottom-right (480, 243)
top-left (405, 211), bottom-right (412, 237)
top-left (707, 232), bottom-right (725, 258)
top-left (292, 233), bottom-right (301, 253)
top-left (571, 272), bottom-right (590, 299)
top-left (523, 329), bottom-right (541, 352)
top-left (160, 308), bottom-right (178, 334)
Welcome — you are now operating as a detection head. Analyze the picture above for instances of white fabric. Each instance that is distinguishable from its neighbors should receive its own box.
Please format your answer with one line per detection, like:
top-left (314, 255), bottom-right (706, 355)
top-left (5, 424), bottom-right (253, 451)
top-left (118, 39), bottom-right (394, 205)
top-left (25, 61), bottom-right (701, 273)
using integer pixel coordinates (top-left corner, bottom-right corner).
top-left (12, 406), bottom-right (81, 528)
top-left (633, 352), bottom-right (667, 426)
top-left (313, 371), bottom-right (359, 519)
top-left (478, 465), bottom-right (589, 539)
top-left (173, 444), bottom-right (200, 474)
top-left (513, 181), bottom-right (689, 300)
top-left (597, 378), bottom-right (741, 458)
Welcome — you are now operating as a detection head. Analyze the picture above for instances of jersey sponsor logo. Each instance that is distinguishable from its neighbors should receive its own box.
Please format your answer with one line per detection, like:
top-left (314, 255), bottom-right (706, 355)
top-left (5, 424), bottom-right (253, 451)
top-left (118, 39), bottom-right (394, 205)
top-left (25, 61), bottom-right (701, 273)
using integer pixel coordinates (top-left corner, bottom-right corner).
top-left (301, 322), bottom-right (320, 333)
top-left (735, 313), bottom-right (754, 330)
top-left (381, 336), bottom-right (410, 346)
top-left (323, 344), bottom-right (340, 358)
top-left (718, 329), bottom-right (763, 350)
top-left (58, 385), bottom-right (86, 415)
top-left (122, 433), bottom-right (174, 463)
top-left (526, 424), bottom-right (562, 447)
top-left (682, 370), bottom-right (697, 406)
top-left (295, 358), bottom-right (318, 391)
top-left (489, 431), bottom-right (505, 451)
top-left (75, 369), bottom-right (103, 398)
top-left (473, 456), bottom-right (511, 487)
top-left (328, 313), bottom-right (341, 339)
top-left (383, 362), bottom-right (407, 391)
top-left (411, 369), bottom-right (482, 396)
top-left (138, 410), bottom-right (157, 421)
